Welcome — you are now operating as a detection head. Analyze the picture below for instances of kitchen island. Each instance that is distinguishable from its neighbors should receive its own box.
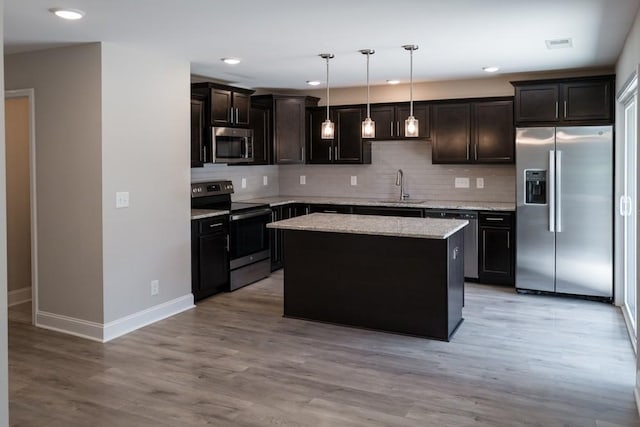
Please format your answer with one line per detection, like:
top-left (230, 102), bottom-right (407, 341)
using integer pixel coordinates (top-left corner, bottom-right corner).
top-left (268, 213), bottom-right (468, 341)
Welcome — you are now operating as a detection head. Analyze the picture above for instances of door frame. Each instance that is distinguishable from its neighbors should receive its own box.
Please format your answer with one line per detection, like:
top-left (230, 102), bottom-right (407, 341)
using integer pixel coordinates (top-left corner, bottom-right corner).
top-left (5, 89), bottom-right (37, 325)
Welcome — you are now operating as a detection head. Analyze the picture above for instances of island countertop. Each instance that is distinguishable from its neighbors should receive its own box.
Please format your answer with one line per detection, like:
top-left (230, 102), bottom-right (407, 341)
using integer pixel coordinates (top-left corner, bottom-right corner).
top-left (267, 213), bottom-right (468, 240)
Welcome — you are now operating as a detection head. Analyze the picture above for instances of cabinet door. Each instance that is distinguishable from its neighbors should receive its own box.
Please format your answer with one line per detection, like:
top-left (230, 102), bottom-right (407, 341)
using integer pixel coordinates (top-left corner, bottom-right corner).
top-left (397, 103), bottom-right (430, 139)
top-left (432, 104), bottom-right (471, 163)
top-left (275, 98), bottom-right (305, 164)
top-left (249, 105), bottom-right (271, 165)
top-left (191, 98), bottom-right (205, 167)
top-left (307, 108), bottom-right (332, 164)
top-left (198, 232), bottom-right (229, 297)
top-left (233, 92), bottom-right (251, 126)
top-left (479, 227), bottom-right (512, 279)
top-left (473, 100), bottom-right (514, 163)
top-left (270, 207), bottom-right (283, 271)
top-left (514, 84), bottom-right (559, 123)
top-left (335, 107), bottom-right (365, 163)
top-left (370, 105), bottom-right (396, 139)
top-left (211, 88), bottom-right (233, 126)
top-left (562, 80), bottom-right (611, 122)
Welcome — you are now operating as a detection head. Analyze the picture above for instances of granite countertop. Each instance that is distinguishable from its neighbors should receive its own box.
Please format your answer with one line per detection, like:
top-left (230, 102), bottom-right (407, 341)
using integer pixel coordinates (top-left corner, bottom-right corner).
top-left (267, 213), bottom-right (468, 240)
top-left (191, 209), bottom-right (229, 220)
top-left (243, 196), bottom-right (515, 211)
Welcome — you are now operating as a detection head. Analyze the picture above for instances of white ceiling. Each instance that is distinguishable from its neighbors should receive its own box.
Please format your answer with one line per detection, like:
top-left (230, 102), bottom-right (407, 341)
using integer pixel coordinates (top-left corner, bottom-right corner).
top-left (5, 0), bottom-right (640, 90)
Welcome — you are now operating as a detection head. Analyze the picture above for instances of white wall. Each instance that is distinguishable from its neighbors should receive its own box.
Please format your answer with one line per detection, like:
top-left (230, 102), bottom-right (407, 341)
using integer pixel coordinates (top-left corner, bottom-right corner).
top-left (0, 0), bottom-right (9, 422)
top-left (4, 44), bottom-right (104, 324)
top-left (191, 164), bottom-right (279, 200)
top-left (101, 43), bottom-right (192, 324)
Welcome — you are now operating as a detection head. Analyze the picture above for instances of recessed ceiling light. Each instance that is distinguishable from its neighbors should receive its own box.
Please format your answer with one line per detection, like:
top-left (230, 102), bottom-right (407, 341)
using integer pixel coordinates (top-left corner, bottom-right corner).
top-left (221, 58), bottom-right (241, 65)
top-left (545, 38), bottom-right (573, 49)
top-left (49, 7), bottom-right (85, 20)
top-left (482, 66), bottom-right (500, 73)
top-left (387, 80), bottom-right (400, 85)
top-left (306, 80), bottom-right (321, 86)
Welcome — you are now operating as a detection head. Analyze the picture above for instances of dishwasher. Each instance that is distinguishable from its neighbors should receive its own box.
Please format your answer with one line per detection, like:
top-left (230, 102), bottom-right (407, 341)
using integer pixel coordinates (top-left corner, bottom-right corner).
top-left (424, 210), bottom-right (478, 279)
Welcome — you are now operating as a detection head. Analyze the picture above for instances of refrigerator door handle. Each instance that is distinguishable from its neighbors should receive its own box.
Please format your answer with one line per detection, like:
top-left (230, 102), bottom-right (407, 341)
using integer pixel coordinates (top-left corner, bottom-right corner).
top-left (556, 150), bottom-right (562, 233)
top-left (549, 150), bottom-right (555, 232)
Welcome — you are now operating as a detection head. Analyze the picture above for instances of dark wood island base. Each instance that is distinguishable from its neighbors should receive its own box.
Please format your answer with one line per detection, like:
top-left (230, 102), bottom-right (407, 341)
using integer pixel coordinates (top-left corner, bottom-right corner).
top-left (282, 229), bottom-right (465, 341)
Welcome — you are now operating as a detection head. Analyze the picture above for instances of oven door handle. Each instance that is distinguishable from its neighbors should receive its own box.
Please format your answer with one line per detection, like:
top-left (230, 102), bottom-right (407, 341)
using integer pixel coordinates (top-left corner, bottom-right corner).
top-left (230, 208), bottom-right (273, 221)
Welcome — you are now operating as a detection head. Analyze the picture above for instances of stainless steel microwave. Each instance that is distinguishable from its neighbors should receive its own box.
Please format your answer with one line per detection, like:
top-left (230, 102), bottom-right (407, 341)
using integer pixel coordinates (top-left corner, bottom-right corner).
top-left (211, 127), bottom-right (253, 163)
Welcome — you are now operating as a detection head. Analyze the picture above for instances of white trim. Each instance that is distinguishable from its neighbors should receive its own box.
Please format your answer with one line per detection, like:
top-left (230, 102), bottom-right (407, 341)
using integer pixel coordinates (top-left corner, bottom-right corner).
top-left (102, 294), bottom-right (194, 342)
top-left (618, 72), bottom-right (638, 103)
top-left (7, 287), bottom-right (31, 307)
top-left (36, 294), bottom-right (195, 342)
top-left (635, 385), bottom-right (640, 418)
top-left (36, 311), bottom-right (103, 342)
top-left (4, 89), bottom-right (37, 326)
top-left (622, 304), bottom-right (638, 355)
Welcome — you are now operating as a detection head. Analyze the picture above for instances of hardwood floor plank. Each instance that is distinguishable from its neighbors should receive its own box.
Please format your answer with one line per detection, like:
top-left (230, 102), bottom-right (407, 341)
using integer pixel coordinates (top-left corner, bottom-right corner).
top-left (8, 271), bottom-right (639, 426)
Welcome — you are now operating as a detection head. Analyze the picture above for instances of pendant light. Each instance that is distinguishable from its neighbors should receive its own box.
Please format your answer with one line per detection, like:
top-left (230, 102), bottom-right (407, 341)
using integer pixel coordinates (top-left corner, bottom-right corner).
top-left (360, 49), bottom-right (375, 138)
top-left (319, 53), bottom-right (335, 139)
top-left (403, 44), bottom-right (419, 137)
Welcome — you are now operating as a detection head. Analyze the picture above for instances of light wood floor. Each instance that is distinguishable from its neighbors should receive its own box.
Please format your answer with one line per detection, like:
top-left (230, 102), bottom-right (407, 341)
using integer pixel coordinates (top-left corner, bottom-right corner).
top-left (8, 272), bottom-right (640, 426)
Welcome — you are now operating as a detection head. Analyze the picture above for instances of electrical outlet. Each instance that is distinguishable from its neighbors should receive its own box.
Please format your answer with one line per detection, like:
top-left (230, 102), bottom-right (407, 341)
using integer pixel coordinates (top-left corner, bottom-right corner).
top-left (454, 177), bottom-right (470, 188)
top-left (263, 175), bottom-right (268, 186)
top-left (150, 280), bottom-right (159, 296)
top-left (350, 176), bottom-right (357, 186)
top-left (241, 178), bottom-right (247, 189)
top-left (116, 191), bottom-right (129, 208)
top-left (300, 175), bottom-right (306, 185)
top-left (476, 177), bottom-right (484, 189)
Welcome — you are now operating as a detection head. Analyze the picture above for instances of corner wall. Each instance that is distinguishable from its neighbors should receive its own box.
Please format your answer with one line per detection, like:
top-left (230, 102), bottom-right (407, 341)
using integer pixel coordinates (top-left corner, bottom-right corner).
top-left (101, 43), bottom-right (192, 331)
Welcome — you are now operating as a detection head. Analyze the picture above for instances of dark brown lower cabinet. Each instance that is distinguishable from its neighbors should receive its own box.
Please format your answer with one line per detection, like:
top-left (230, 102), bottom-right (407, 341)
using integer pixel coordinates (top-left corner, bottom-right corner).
top-left (478, 211), bottom-right (515, 285)
top-left (191, 216), bottom-right (229, 301)
top-left (271, 204), bottom-right (309, 271)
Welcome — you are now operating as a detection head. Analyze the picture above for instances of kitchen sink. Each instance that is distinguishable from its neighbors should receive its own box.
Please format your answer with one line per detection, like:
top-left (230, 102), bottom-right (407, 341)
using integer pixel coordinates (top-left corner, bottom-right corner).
top-left (369, 199), bottom-right (426, 204)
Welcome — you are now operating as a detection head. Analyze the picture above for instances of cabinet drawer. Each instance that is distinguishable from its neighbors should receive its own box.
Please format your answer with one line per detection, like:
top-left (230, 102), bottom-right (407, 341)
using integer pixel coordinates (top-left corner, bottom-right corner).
top-left (198, 217), bottom-right (228, 235)
top-left (479, 212), bottom-right (512, 227)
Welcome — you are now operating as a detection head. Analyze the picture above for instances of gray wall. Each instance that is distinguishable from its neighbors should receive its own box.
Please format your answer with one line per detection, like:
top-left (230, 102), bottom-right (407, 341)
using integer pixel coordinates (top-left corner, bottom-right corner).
top-left (191, 164), bottom-right (279, 201)
top-left (0, 0), bottom-right (9, 423)
top-left (101, 43), bottom-right (192, 322)
top-left (5, 44), bottom-right (104, 323)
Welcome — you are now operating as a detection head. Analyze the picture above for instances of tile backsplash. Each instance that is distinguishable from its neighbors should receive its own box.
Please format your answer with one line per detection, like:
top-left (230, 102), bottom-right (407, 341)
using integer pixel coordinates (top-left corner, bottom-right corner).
top-left (278, 141), bottom-right (515, 202)
top-left (191, 141), bottom-right (515, 203)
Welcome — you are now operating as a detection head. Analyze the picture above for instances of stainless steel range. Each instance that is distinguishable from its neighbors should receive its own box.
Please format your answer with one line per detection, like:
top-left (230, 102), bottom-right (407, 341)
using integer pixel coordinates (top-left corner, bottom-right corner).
top-left (191, 180), bottom-right (271, 291)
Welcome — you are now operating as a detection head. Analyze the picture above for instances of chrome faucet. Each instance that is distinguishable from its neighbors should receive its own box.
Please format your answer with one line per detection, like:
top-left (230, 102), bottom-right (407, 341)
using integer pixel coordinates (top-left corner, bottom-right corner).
top-left (396, 169), bottom-right (409, 201)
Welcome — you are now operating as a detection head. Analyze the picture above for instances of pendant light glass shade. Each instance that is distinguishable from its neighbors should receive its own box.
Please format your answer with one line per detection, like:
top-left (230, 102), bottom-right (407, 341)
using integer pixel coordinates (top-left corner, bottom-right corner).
top-left (403, 44), bottom-right (419, 137)
top-left (360, 49), bottom-right (375, 138)
top-left (320, 53), bottom-right (335, 139)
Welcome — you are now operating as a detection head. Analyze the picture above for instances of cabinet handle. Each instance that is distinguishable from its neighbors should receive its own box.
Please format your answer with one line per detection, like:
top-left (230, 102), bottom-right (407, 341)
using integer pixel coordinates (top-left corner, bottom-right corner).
top-left (236, 108), bottom-right (239, 124)
top-left (555, 102), bottom-right (558, 119)
top-left (230, 107), bottom-right (234, 123)
top-left (328, 146), bottom-right (332, 161)
top-left (485, 217), bottom-right (505, 222)
top-left (334, 146), bottom-right (338, 161)
top-left (474, 144), bottom-right (478, 161)
top-left (466, 143), bottom-right (470, 160)
top-left (203, 145), bottom-right (207, 162)
top-left (563, 101), bottom-right (567, 118)
top-left (390, 122), bottom-right (394, 137)
top-left (209, 223), bottom-right (223, 228)
top-left (506, 231), bottom-right (510, 249)
top-left (397, 121), bottom-right (400, 137)
top-left (324, 210), bottom-right (338, 213)
top-left (225, 235), bottom-right (229, 251)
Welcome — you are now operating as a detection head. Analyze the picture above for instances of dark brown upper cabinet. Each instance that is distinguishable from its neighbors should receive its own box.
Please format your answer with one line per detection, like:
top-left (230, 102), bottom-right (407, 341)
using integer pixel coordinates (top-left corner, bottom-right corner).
top-left (432, 97), bottom-right (514, 164)
top-left (512, 75), bottom-right (614, 126)
top-left (251, 95), bottom-right (319, 165)
top-left (306, 106), bottom-right (371, 165)
top-left (369, 102), bottom-right (430, 140)
top-left (190, 94), bottom-right (206, 168)
top-left (191, 82), bottom-right (254, 128)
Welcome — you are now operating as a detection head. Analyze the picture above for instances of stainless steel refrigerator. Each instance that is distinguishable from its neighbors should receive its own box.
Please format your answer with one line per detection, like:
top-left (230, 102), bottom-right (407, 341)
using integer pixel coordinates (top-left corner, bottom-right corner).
top-left (516, 126), bottom-right (612, 299)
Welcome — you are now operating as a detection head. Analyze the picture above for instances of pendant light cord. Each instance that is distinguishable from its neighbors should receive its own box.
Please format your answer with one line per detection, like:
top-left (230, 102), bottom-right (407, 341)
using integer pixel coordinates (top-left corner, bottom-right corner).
top-left (366, 52), bottom-right (371, 118)
top-left (326, 56), bottom-right (330, 121)
top-left (409, 48), bottom-right (414, 117)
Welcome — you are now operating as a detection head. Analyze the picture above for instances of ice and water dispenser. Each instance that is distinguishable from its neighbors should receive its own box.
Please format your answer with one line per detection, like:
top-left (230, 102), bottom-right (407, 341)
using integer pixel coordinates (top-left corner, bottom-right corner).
top-left (525, 170), bottom-right (546, 205)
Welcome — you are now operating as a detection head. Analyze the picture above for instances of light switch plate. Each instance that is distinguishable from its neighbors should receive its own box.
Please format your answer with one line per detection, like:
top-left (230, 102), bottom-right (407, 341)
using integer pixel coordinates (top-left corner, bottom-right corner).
top-left (350, 176), bottom-right (357, 186)
top-left (116, 191), bottom-right (129, 208)
top-left (476, 177), bottom-right (484, 189)
top-left (263, 176), bottom-right (268, 186)
top-left (241, 178), bottom-right (247, 189)
top-left (454, 177), bottom-right (470, 188)
top-left (300, 175), bottom-right (306, 185)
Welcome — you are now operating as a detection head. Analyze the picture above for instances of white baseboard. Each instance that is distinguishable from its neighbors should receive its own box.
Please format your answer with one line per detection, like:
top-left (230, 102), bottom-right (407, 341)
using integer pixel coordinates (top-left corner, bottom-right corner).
top-left (8, 286), bottom-right (32, 307)
top-left (635, 385), bottom-right (640, 418)
top-left (36, 294), bottom-right (195, 343)
top-left (103, 294), bottom-right (194, 342)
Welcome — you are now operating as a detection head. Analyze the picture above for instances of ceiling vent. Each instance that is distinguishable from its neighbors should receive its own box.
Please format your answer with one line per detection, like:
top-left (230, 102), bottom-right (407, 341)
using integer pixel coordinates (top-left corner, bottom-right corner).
top-left (545, 38), bottom-right (573, 49)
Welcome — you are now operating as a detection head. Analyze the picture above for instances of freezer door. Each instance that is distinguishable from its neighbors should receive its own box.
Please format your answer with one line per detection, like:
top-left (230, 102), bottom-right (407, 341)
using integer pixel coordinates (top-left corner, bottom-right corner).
top-left (516, 127), bottom-right (556, 292)
top-left (554, 126), bottom-right (612, 298)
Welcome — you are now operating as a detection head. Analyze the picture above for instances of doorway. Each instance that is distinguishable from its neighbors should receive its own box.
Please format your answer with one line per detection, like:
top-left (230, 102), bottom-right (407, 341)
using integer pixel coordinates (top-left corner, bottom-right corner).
top-left (618, 72), bottom-right (639, 347)
top-left (5, 89), bottom-right (36, 325)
